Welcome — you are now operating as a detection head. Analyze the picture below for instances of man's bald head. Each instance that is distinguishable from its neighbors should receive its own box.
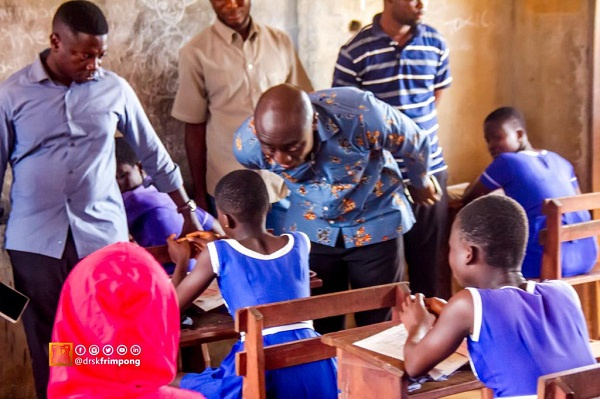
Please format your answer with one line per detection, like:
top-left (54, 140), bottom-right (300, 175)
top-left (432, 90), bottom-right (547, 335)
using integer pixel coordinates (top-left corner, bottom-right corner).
top-left (253, 84), bottom-right (315, 169)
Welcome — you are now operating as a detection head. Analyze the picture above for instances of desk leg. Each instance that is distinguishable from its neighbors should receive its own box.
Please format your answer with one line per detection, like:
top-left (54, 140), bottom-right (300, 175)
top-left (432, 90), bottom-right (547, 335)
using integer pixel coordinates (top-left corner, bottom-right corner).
top-left (180, 344), bottom-right (209, 372)
top-left (336, 349), bottom-right (406, 399)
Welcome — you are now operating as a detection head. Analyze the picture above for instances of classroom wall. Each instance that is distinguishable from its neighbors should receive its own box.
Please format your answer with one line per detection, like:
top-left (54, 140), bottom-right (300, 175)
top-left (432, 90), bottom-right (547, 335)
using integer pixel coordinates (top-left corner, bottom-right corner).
top-left (0, 1), bottom-right (594, 396)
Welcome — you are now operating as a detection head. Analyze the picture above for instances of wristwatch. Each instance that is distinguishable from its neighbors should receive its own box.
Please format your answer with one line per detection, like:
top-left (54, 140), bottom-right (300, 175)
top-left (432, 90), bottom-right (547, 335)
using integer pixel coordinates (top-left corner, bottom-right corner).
top-left (177, 199), bottom-right (197, 214)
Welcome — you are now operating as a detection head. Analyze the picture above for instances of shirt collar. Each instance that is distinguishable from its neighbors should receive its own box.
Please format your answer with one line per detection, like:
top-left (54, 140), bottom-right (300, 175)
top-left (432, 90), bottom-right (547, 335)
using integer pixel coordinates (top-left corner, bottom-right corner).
top-left (28, 49), bottom-right (105, 85)
top-left (29, 50), bottom-right (52, 83)
top-left (213, 17), bottom-right (258, 45)
top-left (371, 13), bottom-right (425, 41)
top-left (313, 105), bottom-right (341, 143)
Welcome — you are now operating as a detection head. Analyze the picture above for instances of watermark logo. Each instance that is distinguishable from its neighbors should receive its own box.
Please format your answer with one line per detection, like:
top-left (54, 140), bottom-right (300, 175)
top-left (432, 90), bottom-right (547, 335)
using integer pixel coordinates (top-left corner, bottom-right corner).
top-left (116, 345), bottom-right (128, 355)
top-left (49, 343), bottom-right (73, 366)
top-left (74, 345), bottom-right (86, 356)
top-left (130, 345), bottom-right (141, 356)
top-left (102, 345), bottom-right (114, 356)
top-left (89, 345), bottom-right (100, 356)
top-left (50, 342), bottom-right (142, 367)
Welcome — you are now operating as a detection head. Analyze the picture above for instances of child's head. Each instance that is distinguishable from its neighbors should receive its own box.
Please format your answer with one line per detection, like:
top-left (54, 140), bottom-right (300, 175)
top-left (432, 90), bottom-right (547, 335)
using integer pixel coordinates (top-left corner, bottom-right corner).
top-left (450, 195), bottom-right (528, 287)
top-left (483, 107), bottom-right (530, 158)
top-left (214, 170), bottom-right (270, 234)
top-left (48, 242), bottom-right (180, 396)
top-left (115, 137), bottom-right (144, 193)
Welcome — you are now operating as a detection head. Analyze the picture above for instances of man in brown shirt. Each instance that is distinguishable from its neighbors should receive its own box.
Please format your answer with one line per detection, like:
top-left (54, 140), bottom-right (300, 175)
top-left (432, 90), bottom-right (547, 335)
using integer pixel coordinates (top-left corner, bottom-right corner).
top-left (172, 0), bottom-right (312, 233)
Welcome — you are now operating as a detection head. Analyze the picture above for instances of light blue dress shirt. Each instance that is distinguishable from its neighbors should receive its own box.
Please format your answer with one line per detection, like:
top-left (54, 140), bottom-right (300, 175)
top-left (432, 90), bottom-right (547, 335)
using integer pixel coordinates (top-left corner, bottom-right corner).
top-left (234, 87), bottom-right (430, 248)
top-left (0, 51), bottom-right (183, 258)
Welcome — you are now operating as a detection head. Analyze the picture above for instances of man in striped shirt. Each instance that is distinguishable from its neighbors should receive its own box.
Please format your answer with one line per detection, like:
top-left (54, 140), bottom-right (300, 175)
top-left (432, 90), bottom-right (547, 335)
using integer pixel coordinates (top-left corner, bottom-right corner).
top-left (333, 0), bottom-right (451, 297)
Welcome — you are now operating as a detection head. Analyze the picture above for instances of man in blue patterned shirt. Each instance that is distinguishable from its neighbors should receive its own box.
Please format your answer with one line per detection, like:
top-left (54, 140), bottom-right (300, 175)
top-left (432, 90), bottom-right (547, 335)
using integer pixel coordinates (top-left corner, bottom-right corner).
top-left (333, 0), bottom-right (452, 298)
top-left (234, 84), bottom-right (438, 332)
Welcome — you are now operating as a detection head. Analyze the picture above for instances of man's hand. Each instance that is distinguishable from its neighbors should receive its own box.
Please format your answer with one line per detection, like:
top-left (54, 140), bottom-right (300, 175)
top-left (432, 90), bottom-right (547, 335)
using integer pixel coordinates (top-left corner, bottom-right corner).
top-left (407, 177), bottom-right (441, 206)
top-left (180, 211), bottom-right (202, 236)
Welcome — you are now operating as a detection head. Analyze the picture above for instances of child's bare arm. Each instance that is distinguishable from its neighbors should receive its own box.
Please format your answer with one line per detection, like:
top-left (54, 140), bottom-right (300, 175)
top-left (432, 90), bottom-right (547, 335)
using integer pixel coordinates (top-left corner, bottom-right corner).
top-left (399, 290), bottom-right (473, 377)
top-left (167, 234), bottom-right (191, 288)
top-left (175, 249), bottom-right (216, 311)
top-left (462, 178), bottom-right (492, 205)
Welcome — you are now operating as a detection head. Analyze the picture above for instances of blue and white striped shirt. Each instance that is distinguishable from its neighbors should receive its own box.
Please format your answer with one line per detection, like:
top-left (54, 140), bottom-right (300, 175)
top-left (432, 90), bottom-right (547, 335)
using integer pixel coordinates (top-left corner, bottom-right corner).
top-left (333, 14), bottom-right (451, 176)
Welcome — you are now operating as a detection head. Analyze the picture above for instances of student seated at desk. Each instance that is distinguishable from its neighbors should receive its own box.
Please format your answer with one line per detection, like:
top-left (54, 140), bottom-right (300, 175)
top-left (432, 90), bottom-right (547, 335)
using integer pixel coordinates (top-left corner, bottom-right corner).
top-left (167, 170), bottom-right (337, 399)
top-left (48, 242), bottom-right (204, 399)
top-left (116, 137), bottom-right (224, 273)
top-left (462, 107), bottom-right (598, 278)
top-left (399, 195), bottom-right (596, 398)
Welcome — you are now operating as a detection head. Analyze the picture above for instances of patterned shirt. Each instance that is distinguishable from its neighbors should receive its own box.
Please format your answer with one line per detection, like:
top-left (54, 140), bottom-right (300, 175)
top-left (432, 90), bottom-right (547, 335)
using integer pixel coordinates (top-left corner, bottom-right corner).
top-left (333, 14), bottom-right (451, 177)
top-left (233, 87), bottom-right (430, 248)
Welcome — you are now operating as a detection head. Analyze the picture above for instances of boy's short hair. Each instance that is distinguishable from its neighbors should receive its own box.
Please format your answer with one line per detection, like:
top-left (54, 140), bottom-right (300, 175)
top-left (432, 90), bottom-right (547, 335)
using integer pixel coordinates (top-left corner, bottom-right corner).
top-left (214, 170), bottom-right (270, 224)
top-left (484, 107), bottom-right (526, 129)
top-left (457, 195), bottom-right (528, 270)
top-left (53, 1), bottom-right (109, 35)
top-left (115, 137), bottom-right (139, 166)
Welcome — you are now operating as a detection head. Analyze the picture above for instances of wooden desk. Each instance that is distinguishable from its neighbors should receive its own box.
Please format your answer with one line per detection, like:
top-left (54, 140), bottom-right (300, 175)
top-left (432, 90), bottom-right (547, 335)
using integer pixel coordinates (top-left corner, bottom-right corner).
top-left (179, 275), bottom-right (324, 371)
top-left (321, 321), bottom-right (484, 399)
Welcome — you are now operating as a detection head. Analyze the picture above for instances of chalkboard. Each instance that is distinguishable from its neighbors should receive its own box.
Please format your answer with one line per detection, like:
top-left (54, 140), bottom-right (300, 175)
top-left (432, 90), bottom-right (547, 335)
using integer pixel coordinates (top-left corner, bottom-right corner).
top-left (0, 0), bottom-right (299, 175)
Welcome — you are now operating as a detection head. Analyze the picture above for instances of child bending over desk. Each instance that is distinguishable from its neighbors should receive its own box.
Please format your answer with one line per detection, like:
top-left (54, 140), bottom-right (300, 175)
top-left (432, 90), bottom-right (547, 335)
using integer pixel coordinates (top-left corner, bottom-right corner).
top-left (462, 107), bottom-right (597, 278)
top-left (399, 195), bottom-right (596, 398)
top-left (167, 170), bottom-right (337, 399)
top-left (48, 242), bottom-right (204, 399)
top-left (116, 137), bottom-right (224, 274)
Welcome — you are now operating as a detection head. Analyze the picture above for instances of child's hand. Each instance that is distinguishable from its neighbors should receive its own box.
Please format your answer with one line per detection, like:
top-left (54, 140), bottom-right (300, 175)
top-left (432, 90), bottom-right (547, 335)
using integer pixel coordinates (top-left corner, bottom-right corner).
top-left (424, 297), bottom-right (448, 317)
top-left (187, 231), bottom-right (220, 253)
top-left (167, 233), bottom-right (191, 265)
top-left (399, 293), bottom-right (435, 334)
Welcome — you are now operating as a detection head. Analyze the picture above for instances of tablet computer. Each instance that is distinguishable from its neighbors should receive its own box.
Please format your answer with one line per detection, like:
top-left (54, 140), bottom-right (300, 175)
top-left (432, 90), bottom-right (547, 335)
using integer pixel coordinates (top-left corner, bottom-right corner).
top-left (0, 282), bottom-right (29, 323)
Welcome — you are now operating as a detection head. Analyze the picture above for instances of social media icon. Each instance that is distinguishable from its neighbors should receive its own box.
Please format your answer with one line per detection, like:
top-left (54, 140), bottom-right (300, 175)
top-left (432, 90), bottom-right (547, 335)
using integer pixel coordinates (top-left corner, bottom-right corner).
top-left (117, 345), bottom-right (127, 356)
top-left (74, 345), bottom-right (86, 356)
top-left (130, 345), bottom-right (141, 356)
top-left (89, 345), bottom-right (100, 356)
top-left (103, 345), bottom-right (114, 356)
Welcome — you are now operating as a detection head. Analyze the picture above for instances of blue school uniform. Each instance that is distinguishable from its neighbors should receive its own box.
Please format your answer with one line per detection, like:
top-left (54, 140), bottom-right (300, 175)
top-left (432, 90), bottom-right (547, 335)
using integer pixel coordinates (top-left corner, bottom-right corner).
top-left (479, 150), bottom-right (598, 278)
top-left (466, 280), bottom-right (596, 398)
top-left (180, 231), bottom-right (338, 399)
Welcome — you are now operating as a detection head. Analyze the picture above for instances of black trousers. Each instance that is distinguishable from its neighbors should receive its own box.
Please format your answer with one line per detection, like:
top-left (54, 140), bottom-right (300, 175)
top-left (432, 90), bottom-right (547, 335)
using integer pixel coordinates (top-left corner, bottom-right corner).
top-left (309, 237), bottom-right (404, 334)
top-left (403, 169), bottom-right (449, 298)
top-left (9, 231), bottom-right (80, 399)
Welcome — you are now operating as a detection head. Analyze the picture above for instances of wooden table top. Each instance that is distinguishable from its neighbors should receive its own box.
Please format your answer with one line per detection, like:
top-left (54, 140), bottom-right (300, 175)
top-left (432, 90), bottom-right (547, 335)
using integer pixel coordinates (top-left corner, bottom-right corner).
top-left (321, 321), bottom-right (485, 398)
top-left (180, 275), bottom-right (323, 346)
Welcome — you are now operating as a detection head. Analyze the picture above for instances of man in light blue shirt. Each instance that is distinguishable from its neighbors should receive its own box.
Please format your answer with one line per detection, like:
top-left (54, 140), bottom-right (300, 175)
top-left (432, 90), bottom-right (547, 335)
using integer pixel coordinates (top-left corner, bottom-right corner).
top-left (234, 84), bottom-right (438, 333)
top-left (0, 2), bottom-right (200, 397)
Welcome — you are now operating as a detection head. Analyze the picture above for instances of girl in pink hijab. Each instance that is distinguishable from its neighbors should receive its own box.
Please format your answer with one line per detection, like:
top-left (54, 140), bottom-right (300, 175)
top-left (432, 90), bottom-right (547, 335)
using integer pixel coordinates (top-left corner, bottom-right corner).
top-left (48, 242), bottom-right (204, 399)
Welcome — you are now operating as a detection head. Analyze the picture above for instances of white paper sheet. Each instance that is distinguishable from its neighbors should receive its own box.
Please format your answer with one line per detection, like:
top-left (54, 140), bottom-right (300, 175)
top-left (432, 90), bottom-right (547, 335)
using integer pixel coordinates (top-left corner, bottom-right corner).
top-left (353, 324), bottom-right (469, 381)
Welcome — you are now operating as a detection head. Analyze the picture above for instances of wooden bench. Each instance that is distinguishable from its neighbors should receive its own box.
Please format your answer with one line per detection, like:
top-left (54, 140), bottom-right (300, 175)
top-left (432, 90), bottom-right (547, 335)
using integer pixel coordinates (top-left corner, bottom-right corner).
top-left (235, 282), bottom-right (410, 399)
top-left (235, 282), bottom-right (488, 399)
top-left (539, 192), bottom-right (600, 338)
top-left (537, 363), bottom-right (600, 398)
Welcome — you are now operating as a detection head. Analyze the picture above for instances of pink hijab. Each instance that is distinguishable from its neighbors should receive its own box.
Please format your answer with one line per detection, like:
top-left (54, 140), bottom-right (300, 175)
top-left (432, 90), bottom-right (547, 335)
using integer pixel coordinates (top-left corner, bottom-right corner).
top-left (48, 242), bottom-right (203, 398)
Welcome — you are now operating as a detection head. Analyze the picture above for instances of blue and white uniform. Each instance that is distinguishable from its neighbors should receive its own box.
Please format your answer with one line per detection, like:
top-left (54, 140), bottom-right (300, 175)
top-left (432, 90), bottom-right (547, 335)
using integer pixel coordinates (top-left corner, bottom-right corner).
top-left (180, 231), bottom-right (338, 399)
top-left (479, 150), bottom-right (598, 278)
top-left (466, 280), bottom-right (596, 398)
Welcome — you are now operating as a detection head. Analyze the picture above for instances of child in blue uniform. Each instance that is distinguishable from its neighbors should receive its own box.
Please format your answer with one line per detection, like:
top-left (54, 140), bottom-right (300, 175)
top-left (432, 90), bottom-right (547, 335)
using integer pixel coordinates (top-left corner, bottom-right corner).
top-left (462, 107), bottom-right (597, 278)
top-left (167, 170), bottom-right (337, 399)
top-left (399, 195), bottom-right (596, 398)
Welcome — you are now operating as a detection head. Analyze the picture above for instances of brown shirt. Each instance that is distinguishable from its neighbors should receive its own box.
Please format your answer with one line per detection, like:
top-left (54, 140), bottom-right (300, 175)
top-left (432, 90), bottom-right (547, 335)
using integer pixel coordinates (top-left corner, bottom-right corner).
top-left (172, 18), bottom-right (313, 201)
